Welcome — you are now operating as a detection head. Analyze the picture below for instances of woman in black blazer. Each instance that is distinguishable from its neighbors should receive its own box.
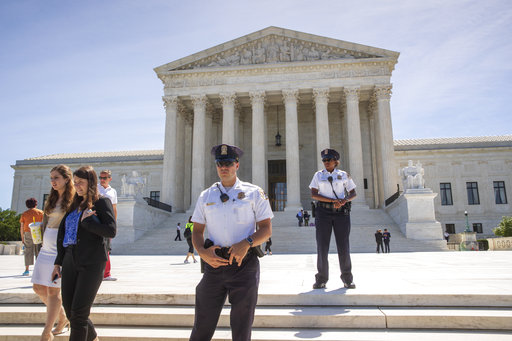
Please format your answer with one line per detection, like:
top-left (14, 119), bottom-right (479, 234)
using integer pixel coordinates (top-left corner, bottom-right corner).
top-left (52, 165), bottom-right (116, 341)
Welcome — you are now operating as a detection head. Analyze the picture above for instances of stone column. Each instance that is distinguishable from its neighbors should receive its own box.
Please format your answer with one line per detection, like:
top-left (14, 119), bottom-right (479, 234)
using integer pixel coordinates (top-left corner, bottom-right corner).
top-left (234, 102), bottom-right (241, 147)
top-left (220, 92), bottom-right (236, 145)
top-left (175, 108), bottom-right (186, 212)
top-left (344, 87), bottom-right (365, 204)
top-left (369, 97), bottom-right (384, 207)
top-left (189, 94), bottom-right (207, 211)
top-left (283, 89), bottom-right (302, 211)
top-left (250, 91), bottom-right (266, 189)
top-left (204, 103), bottom-right (214, 185)
top-left (161, 96), bottom-right (178, 206)
top-left (375, 85), bottom-right (398, 205)
top-left (313, 88), bottom-right (330, 170)
top-left (368, 103), bottom-right (379, 208)
top-left (183, 113), bottom-right (193, 210)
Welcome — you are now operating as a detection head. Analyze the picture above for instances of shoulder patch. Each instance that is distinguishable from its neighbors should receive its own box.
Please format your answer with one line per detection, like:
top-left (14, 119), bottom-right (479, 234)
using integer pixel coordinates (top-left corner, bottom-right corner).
top-left (259, 189), bottom-right (269, 200)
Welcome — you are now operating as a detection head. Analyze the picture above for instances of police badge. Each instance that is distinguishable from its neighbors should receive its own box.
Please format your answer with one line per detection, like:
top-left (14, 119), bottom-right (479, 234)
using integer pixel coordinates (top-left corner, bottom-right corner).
top-left (238, 192), bottom-right (245, 199)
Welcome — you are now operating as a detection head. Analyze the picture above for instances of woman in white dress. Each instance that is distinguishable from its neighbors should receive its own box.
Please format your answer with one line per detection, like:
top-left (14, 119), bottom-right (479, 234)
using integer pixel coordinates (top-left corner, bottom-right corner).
top-left (32, 165), bottom-right (75, 341)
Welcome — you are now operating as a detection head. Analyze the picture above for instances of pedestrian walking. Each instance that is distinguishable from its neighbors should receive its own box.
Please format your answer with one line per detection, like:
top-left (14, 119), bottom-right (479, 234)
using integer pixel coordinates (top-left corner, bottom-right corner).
top-left (175, 222), bottom-right (182, 241)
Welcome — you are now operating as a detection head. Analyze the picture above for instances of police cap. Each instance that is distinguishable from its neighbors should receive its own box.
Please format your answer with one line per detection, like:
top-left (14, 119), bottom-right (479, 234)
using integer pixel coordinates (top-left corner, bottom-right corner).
top-left (211, 144), bottom-right (244, 162)
top-left (320, 148), bottom-right (340, 160)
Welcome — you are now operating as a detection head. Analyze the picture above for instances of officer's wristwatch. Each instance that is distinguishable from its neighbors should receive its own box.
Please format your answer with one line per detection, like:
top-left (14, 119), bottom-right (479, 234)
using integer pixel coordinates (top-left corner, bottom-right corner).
top-left (246, 236), bottom-right (254, 247)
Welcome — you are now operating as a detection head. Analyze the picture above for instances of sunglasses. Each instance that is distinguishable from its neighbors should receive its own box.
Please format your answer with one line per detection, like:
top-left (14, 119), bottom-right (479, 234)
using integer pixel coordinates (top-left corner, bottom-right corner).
top-left (216, 161), bottom-right (235, 168)
top-left (99, 176), bottom-right (109, 180)
top-left (322, 158), bottom-right (333, 162)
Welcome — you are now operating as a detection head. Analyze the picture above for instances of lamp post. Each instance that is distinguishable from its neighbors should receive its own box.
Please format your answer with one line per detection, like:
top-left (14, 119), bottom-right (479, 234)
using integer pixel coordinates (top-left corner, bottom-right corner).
top-left (464, 210), bottom-right (471, 232)
top-left (275, 105), bottom-right (281, 146)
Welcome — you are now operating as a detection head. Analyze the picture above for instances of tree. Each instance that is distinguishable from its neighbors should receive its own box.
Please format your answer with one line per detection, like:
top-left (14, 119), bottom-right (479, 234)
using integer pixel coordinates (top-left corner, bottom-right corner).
top-left (0, 208), bottom-right (21, 241)
top-left (493, 216), bottom-right (512, 237)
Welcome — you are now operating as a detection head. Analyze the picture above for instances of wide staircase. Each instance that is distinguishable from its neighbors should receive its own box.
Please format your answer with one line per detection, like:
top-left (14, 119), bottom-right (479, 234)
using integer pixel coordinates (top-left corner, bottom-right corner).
top-left (113, 205), bottom-right (447, 255)
top-left (1, 253), bottom-right (510, 340)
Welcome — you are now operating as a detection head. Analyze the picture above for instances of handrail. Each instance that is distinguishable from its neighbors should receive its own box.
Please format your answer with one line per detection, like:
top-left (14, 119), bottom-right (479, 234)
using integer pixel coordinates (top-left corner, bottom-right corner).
top-left (385, 189), bottom-right (402, 207)
top-left (143, 197), bottom-right (172, 212)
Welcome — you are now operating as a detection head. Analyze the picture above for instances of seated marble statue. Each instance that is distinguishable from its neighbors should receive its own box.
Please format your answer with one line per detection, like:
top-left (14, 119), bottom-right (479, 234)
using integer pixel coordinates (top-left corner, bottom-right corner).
top-left (399, 160), bottom-right (425, 190)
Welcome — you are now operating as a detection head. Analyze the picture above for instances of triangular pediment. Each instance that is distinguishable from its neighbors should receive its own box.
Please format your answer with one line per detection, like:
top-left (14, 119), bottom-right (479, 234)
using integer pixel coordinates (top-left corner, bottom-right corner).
top-left (155, 26), bottom-right (399, 73)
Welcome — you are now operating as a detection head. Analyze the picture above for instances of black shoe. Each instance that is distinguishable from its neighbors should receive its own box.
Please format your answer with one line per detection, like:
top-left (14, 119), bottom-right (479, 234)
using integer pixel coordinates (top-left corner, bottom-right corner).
top-left (343, 282), bottom-right (356, 289)
top-left (313, 281), bottom-right (326, 289)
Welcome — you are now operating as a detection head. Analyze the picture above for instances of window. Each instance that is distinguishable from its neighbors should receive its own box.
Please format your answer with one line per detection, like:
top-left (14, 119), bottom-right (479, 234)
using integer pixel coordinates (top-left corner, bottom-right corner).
top-left (445, 224), bottom-right (456, 234)
top-left (440, 183), bottom-right (453, 205)
top-left (363, 178), bottom-right (368, 189)
top-left (494, 181), bottom-right (507, 204)
top-left (150, 191), bottom-right (160, 202)
top-left (473, 223), bottom-right (483, 234)
top-left (466, 182), bottom-right (480, 205)
top-left (41, 194), bottom-right (49, 210)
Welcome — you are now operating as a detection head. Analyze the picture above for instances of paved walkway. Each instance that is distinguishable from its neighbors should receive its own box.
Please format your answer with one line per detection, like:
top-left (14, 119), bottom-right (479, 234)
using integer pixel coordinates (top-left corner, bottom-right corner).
top-left (1, 251), bottom-right (511, 305)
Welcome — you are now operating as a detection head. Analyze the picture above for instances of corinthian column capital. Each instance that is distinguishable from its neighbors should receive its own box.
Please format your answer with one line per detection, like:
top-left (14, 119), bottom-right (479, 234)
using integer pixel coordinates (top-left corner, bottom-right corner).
top-left (282, 89), bottom-right (300, 103)
top-left (191, 94), bottom-right (208, 107)
top-left (220, 92), bottom-right (237, 106)
top-left (343, 87), bottom-right (360, 101)
top-left (162, 95), bottom-right (178, 110)
top-left (313, 88), bottom-right (330, 103)
top-left (374, 85), bottom-right (392, 100)
top-left (249, 90), bottom-right (266, 105)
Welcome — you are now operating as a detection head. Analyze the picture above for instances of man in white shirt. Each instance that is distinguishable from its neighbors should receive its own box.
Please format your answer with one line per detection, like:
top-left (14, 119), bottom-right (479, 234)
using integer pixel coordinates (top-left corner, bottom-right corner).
top-left (190, 144), bottom-right (273, 341)
top-left (98, 169), bottom-right (118, 281)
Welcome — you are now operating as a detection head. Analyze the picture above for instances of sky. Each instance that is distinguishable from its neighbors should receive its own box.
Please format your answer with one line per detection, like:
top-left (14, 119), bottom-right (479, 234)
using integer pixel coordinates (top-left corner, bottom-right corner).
top-left (1, 0), bottom-right (511, 210)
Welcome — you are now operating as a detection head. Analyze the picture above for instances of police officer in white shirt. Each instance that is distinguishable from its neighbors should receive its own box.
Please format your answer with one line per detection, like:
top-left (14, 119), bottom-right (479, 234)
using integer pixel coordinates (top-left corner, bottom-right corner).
top-left (190, 144), bottom-right (273, 341)
top-left (309, 149), bottom-right (357, 289)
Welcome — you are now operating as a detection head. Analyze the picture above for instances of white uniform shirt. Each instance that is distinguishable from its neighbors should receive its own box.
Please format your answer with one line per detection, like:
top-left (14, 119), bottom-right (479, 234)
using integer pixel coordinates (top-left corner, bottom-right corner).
top-left (309, 168), bottom-right (356, 200)
top-left (98, 184), bottom-right (118, 205)
top-left (192, 177), bottom-right (274, 247)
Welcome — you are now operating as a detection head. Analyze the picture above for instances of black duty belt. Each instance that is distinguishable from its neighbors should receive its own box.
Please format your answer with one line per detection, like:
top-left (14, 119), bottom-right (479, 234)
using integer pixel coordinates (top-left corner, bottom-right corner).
top-left (316, 201), bottom-right (351, 215)
top-left (317, 202), bottom-right (336, 209)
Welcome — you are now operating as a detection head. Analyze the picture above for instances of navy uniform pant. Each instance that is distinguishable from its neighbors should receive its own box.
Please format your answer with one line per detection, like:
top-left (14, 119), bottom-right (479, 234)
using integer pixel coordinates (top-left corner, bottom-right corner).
top-left (61, 248), bottom-right (105, 341)
top-left (190, 253), bottom-right (259, 341)
top-left (315, 206), bottom-right (353, 285)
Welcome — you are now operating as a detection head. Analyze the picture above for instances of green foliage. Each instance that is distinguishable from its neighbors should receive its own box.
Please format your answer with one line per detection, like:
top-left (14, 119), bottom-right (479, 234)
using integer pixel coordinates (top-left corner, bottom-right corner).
top-left (493, 216), bottom-right (512, 237)
top-left (0, 208), bottom-right (21, 241)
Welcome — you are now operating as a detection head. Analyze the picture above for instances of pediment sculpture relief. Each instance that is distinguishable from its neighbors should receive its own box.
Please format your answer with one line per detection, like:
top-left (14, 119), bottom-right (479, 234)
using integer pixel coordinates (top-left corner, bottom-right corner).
top-left (174, 35), bottom-right (380, 70)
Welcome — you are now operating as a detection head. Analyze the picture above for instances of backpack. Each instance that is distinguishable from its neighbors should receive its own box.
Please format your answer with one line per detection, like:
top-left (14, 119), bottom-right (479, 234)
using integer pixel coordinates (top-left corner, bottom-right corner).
top-left (183, 227), bottom-right (192, 239)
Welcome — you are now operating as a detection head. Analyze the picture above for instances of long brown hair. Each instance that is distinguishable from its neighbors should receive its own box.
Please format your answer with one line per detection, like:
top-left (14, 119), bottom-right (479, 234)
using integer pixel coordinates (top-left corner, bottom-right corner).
top-left (44, 165), bottom-right (75, 215)
top-left (69, 165), bottom-right (99, 212)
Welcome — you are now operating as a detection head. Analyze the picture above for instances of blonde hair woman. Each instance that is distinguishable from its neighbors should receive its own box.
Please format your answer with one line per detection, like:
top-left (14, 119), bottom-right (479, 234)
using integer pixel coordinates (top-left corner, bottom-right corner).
top-left (32, 165), bottom-right (74, 340)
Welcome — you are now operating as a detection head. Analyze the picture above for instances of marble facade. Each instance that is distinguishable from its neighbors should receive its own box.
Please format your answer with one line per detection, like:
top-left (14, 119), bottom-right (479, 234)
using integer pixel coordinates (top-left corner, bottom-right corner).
top-left (155, 26), bottom-right (400, 212)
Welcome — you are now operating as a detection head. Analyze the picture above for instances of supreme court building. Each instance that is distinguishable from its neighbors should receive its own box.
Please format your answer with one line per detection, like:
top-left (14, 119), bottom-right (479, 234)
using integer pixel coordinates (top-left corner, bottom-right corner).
top-left (155, 26), bottom-right (399, 213)
top-left (11, 27), bottom-right (512, 237)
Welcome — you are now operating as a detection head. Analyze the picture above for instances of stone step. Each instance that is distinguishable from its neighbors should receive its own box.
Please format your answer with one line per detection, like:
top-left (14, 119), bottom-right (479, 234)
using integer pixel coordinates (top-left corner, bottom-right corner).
top-left (1, 304), bottom-right (511, 330)
top-left (0, 304), bottom-right (384, 329)
top-left (113, 212), bottom-right (447, 255)
top-left (2, 291), bottom-right (509, 308)
top-left (1, 325), bottom-right (512, 341)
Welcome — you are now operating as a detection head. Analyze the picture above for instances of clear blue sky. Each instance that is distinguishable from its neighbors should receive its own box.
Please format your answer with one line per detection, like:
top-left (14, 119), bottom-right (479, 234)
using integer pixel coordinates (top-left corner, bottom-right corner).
top-left (1, 0), bottom-right (511, 209)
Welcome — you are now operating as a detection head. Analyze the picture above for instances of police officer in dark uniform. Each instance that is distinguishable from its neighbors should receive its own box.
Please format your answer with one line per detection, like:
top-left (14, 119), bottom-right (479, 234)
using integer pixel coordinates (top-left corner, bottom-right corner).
top-left (190, 144), bottom-right (273, 341)
top-left (309, 148), bottom-right (357, 289)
